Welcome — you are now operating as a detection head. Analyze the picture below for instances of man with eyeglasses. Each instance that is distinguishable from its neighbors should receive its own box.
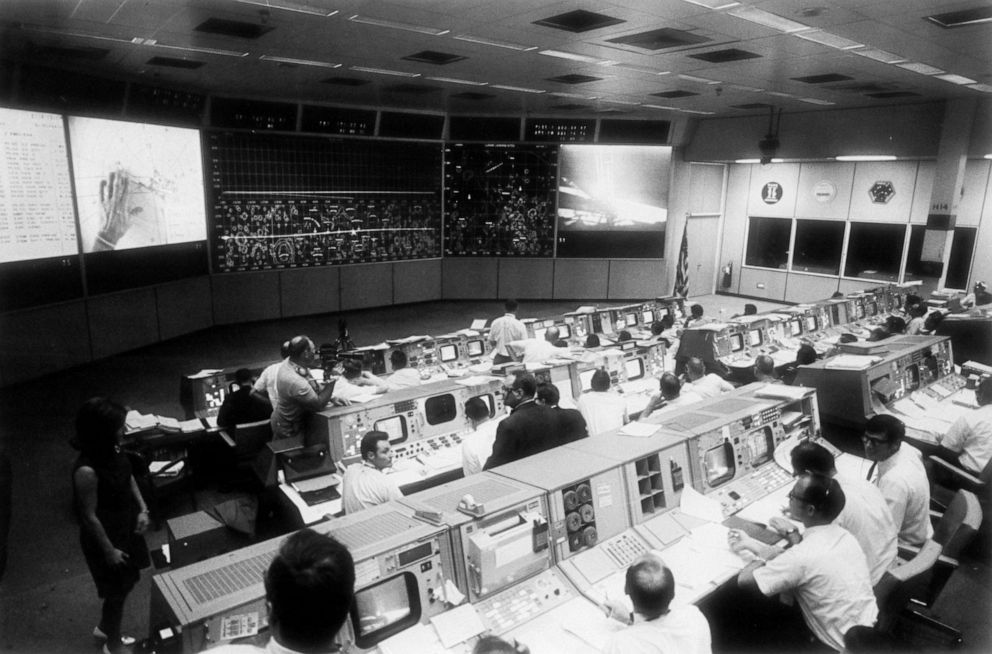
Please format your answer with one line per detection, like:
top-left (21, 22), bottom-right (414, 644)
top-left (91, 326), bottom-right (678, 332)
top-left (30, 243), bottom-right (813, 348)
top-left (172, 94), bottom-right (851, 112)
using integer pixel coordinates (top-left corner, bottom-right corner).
top-left (862, 414), bottom-right (932, 548)
top-left (729, 474), bottom-right (877, 652)
top-left (483, 373), bottom-right (563, 470)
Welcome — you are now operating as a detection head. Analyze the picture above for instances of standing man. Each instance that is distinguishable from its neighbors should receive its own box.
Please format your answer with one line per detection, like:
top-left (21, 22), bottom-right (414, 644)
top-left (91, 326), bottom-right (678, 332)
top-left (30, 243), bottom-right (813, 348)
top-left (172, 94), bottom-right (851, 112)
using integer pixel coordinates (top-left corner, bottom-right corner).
top-left (341, 431), bottom-right (403, 514)
top-left (863, 414), bottom-right (933, 547)
top-left (601, 554), bottom-right (712, 654)
top-left (256, 336), bottom-right (338, 442)
top-left (489, 299), bottom-right (527, 365)
top-left (730, 474), bottom-right (878, 652)
top-left (484, 373), bottom-right (563, 469)
top-left (252, 340), bottom-right (291, 409)
top-left (789, 440), bottom-right (898, 586)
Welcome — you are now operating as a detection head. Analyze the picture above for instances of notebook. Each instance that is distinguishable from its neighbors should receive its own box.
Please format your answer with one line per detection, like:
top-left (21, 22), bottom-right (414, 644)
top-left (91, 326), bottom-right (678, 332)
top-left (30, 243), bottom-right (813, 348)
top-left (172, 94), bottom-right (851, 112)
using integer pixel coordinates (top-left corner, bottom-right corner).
top-left (280, 445), bottom-right (340, 505)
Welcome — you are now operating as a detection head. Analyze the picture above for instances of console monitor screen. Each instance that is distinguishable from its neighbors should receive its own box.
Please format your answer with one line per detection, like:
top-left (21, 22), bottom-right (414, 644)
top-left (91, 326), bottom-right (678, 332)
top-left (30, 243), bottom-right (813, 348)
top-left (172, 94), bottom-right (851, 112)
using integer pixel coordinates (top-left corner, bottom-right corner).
top-left (789, 319), bottom-right (802, 337)
top-left (804, 316), bottom-right (817, 333)
top-left (467, 340), bottom-right (484, 357)
top-left (68, 116), bottom-right (206, 253)
top-left (625, 312), bottom-right (638, 328)
top-left (439, 344), bottom-right (458, 363)
top-left (350, 572), bottom-right (420, 649)
top-left (374, 415), bottom-right (408, 444)
top-left (471, 393), bottom-right (496, 418)
top-left (0, 107), bottom-right (78, 263)
top-left (558, 324), bottom-right (572, 340)
top-left (856, 303), bottom-right (865, 319)
top-left (746, 427), bottom-right (774, 466)
top-left (868, 301), bottom-right (878, 317)
top-left (599, 312), bottom-right (614, 332)
top-left (642, 310), bottom-right (654, 325)
top-left (703, 441), bottom-right (735, 487)
top-left (424, 394), bottom-right (457, 426)
top-left (579, 369), bottom-right (596, 392)
top-left (748, 329), bottom-right (763, 347)
top-left (624, 357), bottom-right (645, 381)
top-left (729, 333), bottom-right (745, 353)
top-left (534, 327), bottom-right (547, 341)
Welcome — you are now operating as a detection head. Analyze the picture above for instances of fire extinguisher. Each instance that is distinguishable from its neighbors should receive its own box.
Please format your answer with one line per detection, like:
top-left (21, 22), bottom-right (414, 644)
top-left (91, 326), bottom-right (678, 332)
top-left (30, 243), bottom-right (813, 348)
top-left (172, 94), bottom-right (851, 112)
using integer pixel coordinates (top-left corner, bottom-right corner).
top-left (721, 262), bottom-right (733, 289)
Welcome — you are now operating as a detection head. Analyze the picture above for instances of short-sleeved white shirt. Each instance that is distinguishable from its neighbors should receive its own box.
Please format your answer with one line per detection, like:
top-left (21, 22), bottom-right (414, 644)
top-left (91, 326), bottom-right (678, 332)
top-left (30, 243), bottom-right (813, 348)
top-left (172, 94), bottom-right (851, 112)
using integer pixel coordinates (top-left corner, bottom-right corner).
top-left (341, 462), bottom-right (403, 514)
top-left (577, 391), bottom-right (628, 436)
top-left (835, 471), bottom-right (898, 585)
top-left (876, 445), bottom-right (933, 547)
top-left (604, 604), bottom-right (712, 654)
top-left (941, 404), bottom-right (992, 474)
top-left (461, 417), bottom-right (504, 476)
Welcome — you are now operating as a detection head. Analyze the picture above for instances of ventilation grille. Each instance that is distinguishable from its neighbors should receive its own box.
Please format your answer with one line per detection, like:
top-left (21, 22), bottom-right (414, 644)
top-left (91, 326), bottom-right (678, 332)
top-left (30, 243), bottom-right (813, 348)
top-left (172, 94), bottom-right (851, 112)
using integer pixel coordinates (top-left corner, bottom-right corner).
top-left (424, 479), bottom-right (523, 511)
top-left (707, 398), bottom-right (760, 414)
top-left (792, 73), bottom-right (852, 84)
top-left (607, 28), bottom-right (711, 51)
top-left (329, 510), bottom-right (423, 549)
top-left (652, 90), bottom-right (698, 98)
top-left (533, 9), bottom-right (625, 33)
top-left (926, 6), bottom-right (992, 28)
top-left (689, 48), bottom-right (761, 63)
top-left (183, 550), bottom-right (275, 606)
top-left (403, 50), bottom-right (466, 65)
top-left (547, 74), bottom-right (603, 84)
top-left (661, 411), bottom-right (718, 432)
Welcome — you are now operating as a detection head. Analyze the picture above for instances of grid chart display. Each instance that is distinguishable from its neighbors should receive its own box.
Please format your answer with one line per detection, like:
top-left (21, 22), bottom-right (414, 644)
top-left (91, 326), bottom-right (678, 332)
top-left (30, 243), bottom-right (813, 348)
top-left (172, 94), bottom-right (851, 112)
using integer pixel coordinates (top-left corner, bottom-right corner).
top-left (209, 132), bottom-right (442, 271)
top-left (443, 143), bottom-right (557, 257)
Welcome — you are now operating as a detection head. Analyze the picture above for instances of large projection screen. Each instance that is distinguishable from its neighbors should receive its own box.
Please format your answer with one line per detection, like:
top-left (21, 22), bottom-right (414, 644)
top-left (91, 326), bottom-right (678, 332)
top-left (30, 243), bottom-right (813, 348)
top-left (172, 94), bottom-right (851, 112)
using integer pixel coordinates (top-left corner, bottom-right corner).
top-left (556, 145), bottom-right (671, 258)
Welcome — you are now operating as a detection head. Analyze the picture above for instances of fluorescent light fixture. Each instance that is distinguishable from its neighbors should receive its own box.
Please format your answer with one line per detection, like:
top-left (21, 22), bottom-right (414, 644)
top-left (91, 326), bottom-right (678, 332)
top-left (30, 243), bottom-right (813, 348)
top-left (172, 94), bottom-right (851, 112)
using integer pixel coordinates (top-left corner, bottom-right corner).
top-left (550, 91), bottom-right (597, 99)
top-left (425, 76), bottom-right (488, 86)
top-left (643, 104), bottom-right (678, 110)
top-left (968, 83), bottom-right (992, 93)
top-left (350, 66), bottom-right (421, 77)
top-left (453, 34), bottom-right (537, 51)
top-left (798, 97), bottom-right (836, 105)
top-left (896, 62), bottom-right (945, 75)
top-left (20, 24), bottom-right (251, 57)
top-left (601, 98), bottom-right (642, 105)
top-left (984, 154), bottom-right (992, 160)
top-left (348, 14), bottom-right (449, 35)
top-left (726, 6), bottom-right (811, 33)
top-left (735, 159), bottom-right (761, 163)
top-left (153, 43), bottom-right (249, 57)
top-left (936, 73), bottom-right (978, 85)
top-left (681, 109), bottom-right (716, 114)
top-left (835, 155), bottom-right (897, 161)
top-left (259, 55), bottom-right (340, 68)
top-left (851, 48), bottom-right (907, 64)
top-left (234, 0), bottom-right (338, 16)
top-left (682, 0), bottom-right (741, 9)
top-left (794, 30), bottom-right (863, 50)
top-left (678, 74), bottom-right (721, 84)
top-left (600, 62), bottom-right (670, 75)
top-left (766, 91), bottom-right (796, 98)
top-left (729, 84), bottom-right (765, 92)
top-left (489, 84), bottom-right (545, 94)
top-left (539, 49), bottom-right (603, 64)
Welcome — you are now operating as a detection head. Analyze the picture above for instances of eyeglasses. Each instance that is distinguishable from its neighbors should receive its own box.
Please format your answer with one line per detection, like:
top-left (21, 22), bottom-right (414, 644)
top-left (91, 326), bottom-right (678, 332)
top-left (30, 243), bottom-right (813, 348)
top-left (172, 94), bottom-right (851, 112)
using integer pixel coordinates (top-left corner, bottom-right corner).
top-left (861, 434), bottom-right (889, 445)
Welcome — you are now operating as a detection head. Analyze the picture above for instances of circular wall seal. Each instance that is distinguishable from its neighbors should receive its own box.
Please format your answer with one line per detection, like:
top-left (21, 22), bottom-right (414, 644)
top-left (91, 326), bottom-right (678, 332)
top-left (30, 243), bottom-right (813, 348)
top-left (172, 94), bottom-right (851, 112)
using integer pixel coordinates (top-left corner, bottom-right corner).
top-left (761, 182), bottom-right (783, 204)
top-left (813, 180), bottom-right (836, 203)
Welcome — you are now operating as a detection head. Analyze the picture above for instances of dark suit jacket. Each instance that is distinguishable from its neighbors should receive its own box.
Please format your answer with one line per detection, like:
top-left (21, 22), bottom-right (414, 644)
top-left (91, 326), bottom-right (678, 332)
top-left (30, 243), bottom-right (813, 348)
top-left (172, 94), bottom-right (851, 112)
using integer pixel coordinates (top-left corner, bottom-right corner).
top-left (556, 407), bottom-right (588, 444)
top-left (484, 400), bottom-right (562, 469)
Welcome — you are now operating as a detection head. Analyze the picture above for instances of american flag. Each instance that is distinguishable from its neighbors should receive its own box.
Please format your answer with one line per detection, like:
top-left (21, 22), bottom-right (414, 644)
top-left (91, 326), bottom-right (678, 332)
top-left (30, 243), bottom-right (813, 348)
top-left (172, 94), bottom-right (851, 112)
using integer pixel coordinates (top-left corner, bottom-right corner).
top-left (673, 222), bottom-right (689, 298)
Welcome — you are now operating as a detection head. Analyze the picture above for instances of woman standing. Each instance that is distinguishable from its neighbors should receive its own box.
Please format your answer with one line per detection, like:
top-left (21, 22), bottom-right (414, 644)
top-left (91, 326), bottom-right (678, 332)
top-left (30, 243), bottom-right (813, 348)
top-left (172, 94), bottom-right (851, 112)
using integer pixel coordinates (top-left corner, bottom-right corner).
top-left (71, 398), bottom-right (150, 654)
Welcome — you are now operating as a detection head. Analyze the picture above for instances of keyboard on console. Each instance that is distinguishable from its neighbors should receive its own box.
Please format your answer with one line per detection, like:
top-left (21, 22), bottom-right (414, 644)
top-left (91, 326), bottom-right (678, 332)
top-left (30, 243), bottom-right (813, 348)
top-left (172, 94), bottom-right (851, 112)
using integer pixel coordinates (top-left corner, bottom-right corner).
top-left (298, 485), bottom-right (341, 506)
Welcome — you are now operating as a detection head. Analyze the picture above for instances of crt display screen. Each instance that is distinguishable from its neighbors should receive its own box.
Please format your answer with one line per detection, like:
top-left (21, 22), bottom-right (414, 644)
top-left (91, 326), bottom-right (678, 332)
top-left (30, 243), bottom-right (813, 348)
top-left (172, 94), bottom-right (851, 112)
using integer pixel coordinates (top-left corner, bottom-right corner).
top-left (471, 393), bottom-right (496, 417)
top-left (868, 301), bottom-right (878, 317)
top-left (703, 441), bottom-right (735, 487)
top-left (424, 394), bottom-right (457, 425)
top-left (439, 344), bottom-right (458, 362)
top-left (642, 310), bottom-right (654, 325)
top-left (624, 357), bottom-right (645, 381)
top-left (748, 329), bottom-right (763, 347)
top-left (351, 573), bottom-right (419, 648)
top-left (856, 303), bottom-right (865, 319)
top-left (747, 427), bottom-right (773, 466)
top-left (789, 319), bottom-right (802, 337)
top-left (467, 340), bottom-right (484, 357)
top-left (374, 415), bottom-right (408, 444)
top-left (558, 324), bottom-right (571, 339)
top-left (729, 333), bottom-right (745, 353)
top-left (625, 312), bottom-right (638, 327)
top-left (804, 316), bottom-right (817, 332)
top-left (534, 327), bottom-right (547, 341)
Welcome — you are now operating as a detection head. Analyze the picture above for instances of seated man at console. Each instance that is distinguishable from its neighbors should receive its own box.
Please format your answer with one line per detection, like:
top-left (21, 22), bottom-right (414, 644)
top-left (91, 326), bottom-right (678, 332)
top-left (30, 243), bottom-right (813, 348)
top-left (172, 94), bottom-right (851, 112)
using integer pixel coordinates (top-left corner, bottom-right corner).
top-left (208, 528), bottom-right (355, 654)
top-left (535, 383), bottom-right (588, 444)
top-left (218, 368), bottom-right (273, 430)
top-left (639, 373), bottom-right (703, 419)
top-left (753, 354), bottom-right (781, 384)
top-left (333, 359), bottom-right (389, 401)
top-left (600, 553), bottom-right (712, 654)
top-left (780, 345), bottom-right (817, 386)
top-left (577, 368), bottom-right (627, 435)
top-left (684, 357), bottom-right (734, 399)
top-left (341, 431), bottom-right (402, 514)
top-left (254, 336), bottom-right (340, 441)
top-left (729, 474), bottom-right (877, 652)
top-left (519, 326), bottom-right (572, 364)
top-left (932, 377), bottom-right (992, 475)
top-left (790, 441), bottom-right (897, 586)
top-left (385, 350), bottom-right (422, 390)
top-left (484, 373), bottom-right (563, 469)
top-left (863, 414), bottom-right (932, 547)
top-left (461, 397), bottom-right (505, 476)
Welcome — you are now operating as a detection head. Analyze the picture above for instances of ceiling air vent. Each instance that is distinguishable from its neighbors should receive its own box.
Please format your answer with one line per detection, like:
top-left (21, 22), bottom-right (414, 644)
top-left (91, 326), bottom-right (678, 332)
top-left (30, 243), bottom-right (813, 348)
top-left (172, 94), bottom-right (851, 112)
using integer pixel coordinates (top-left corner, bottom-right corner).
top-left (925, 6), bottom-right (992, 28)
top-left (533, 10), bottom-right (625, 32)
top-left (402, 51), bottom-right (467, 65)
top-left (607, 28), bottom-right (711, 51)
top-left (195, 18), bottom-right (274, 39)
top-left (547, 74), bottom-right (603, 84)
top-left (792, 73), bottom-right (853, 84)
top-left (652, 90), bottom-right (698, 98)
top-left (689, 48), bottom-right (761, 63)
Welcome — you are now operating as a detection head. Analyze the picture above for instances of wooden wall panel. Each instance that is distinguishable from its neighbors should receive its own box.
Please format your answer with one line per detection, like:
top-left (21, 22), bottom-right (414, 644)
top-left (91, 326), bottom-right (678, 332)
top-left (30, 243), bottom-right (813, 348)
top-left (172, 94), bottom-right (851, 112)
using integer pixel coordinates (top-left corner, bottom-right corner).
top-left (212, 272), bottom-right (281, 325)
top-left (553, 259), bottom-right (609, 299)
top-left (394, 259), bottom-right (442, 305)
top-left (280, 267), bottom-right (340, 317)
top-left (340, 263), bottom-right (393, 310)
top-left (156, 277), bottom-right (213, 341)
top-left (442, 258), bottom-right (498, 299)
top-left (88, 289), bottom-right (159, 359)
top-left (0, 301), bottom-right (91, 386)
top-left (498, 259), bottom-right (554, 299)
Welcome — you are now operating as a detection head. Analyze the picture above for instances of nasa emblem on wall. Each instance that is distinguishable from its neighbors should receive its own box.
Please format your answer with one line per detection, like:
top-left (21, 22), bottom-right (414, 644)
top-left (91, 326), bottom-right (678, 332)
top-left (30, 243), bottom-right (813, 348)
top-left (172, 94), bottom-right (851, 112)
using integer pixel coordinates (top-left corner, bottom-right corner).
top-left (813, 180), bottom-right (837, 204)
top-left (869, 181), bottom-right (895, 204)
top-left (761, 182), bottom-right (783, 204)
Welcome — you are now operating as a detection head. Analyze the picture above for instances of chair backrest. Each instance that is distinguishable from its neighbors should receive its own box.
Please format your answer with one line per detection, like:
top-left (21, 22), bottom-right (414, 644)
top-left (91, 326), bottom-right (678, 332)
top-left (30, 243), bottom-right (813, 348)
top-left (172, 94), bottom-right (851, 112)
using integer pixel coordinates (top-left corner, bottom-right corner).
top-left (933, 489), bottom-right (982, 559)
top-left (233, 419), bottom-right (273, 459)
top-left (873, 539), bottom-right (942, 632)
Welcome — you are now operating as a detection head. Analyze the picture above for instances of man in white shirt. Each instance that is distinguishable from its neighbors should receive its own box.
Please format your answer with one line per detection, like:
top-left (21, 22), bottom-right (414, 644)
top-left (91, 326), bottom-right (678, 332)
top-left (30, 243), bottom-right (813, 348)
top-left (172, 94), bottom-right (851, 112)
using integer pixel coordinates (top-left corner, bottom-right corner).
top-left (519, 326), bottom-right (572, 364)
top-left (207, 528), bottom-right (354, 654)
top-left (731, 474), bottom-right (878, 652)
top-left (684, 357), bottom-right (734, 399)
top-left (577, 368), bottom-right (627, 435)
top-left (863, 414), bottom-right (933, 547)
top-left (252, 340), bottom-right (291, 409)
top-left (601, 553), bottom-right (712, 654)
top-left (332, 359), bottom-right (389, 402)
top-left (489, 299), bottom-right (527, 365)
top-left (461, 397), bottom-right (504, 476)
top-left (640, 373), bottom-right (703, 419)
top-left (789, 440), bottom-right (898, 585)
top-left (341, 431), bottom-right (402, 514)
top-left (935, 377), bottom-right (992, 474)
top-left (385, 350), bottom-right (422, 390)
